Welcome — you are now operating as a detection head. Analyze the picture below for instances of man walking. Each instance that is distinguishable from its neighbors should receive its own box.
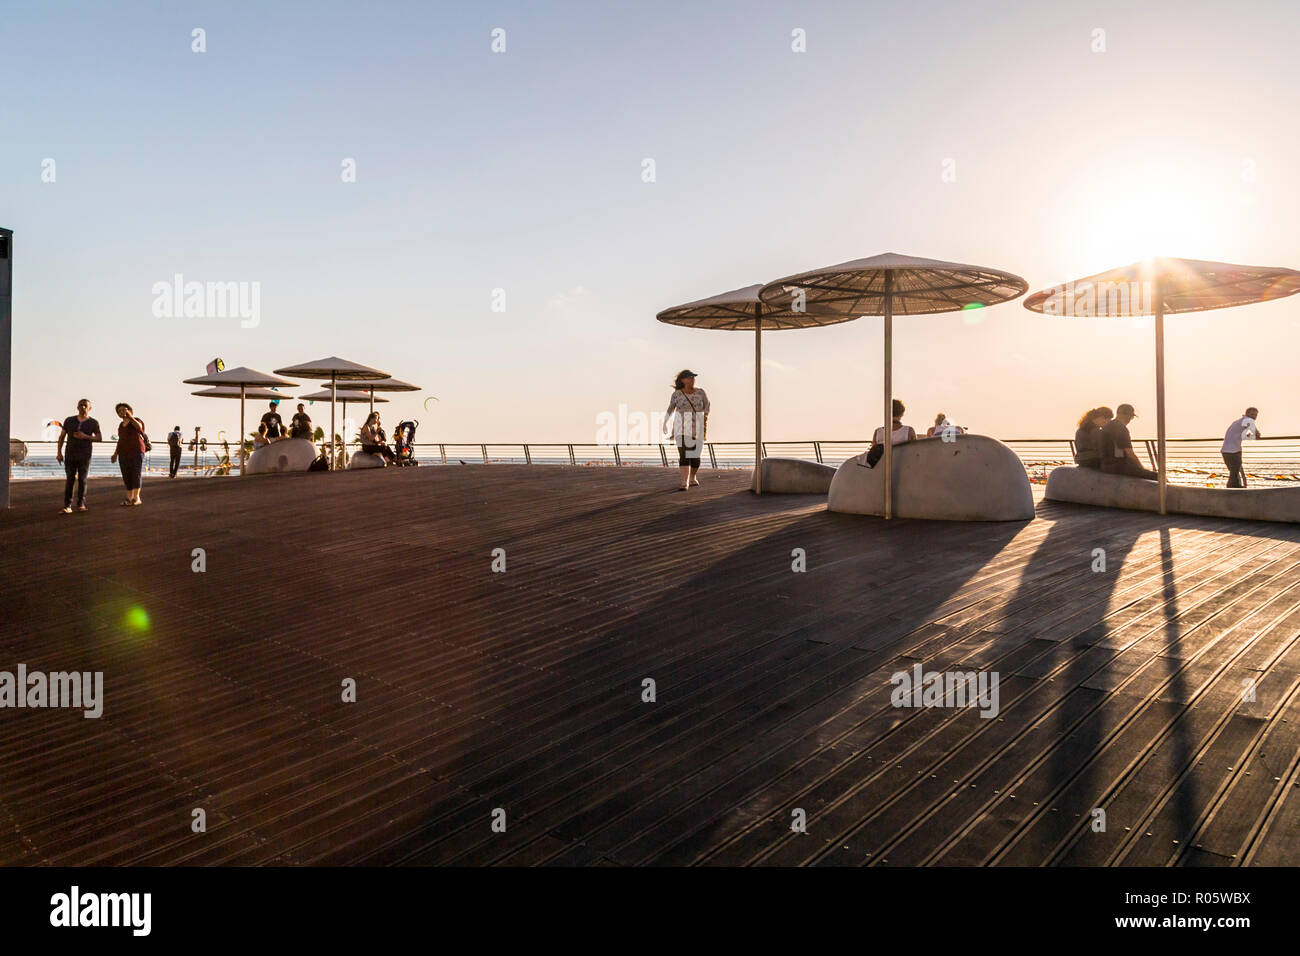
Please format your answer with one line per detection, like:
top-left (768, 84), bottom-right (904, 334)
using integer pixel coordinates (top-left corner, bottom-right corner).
top-left (55, 398), bottom-right (102, 512)
top-left (167, 424), bottom-right (183, 477)
top-left (1221, 407), bottom-right (1260, 489)
top-left (1099, 403), bottom-right (1158, 480)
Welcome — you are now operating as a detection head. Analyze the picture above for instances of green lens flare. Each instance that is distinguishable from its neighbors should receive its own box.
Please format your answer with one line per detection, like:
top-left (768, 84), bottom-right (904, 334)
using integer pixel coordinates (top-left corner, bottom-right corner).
top-left (124, 605), bottom-right (151, 633)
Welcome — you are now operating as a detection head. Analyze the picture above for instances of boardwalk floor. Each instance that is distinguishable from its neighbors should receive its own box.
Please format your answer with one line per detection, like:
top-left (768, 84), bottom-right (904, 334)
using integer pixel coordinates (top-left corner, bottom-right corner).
top-left (2, 465), bottom-right (1299, 866)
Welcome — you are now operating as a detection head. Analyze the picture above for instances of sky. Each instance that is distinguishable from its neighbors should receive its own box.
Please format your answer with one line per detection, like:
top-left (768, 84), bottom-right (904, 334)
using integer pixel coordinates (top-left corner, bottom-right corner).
top-left (3, 0), bottom-right (1299, 445)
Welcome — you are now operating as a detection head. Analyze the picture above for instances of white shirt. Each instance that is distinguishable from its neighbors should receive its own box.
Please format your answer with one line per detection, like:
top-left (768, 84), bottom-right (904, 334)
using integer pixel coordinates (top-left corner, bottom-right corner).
top-left (1221, 416), bottom-right (1257, 454)
top-left (873, 423), bottom-right (915, 445)
top-left (665, 388), bottom-right (710, 441)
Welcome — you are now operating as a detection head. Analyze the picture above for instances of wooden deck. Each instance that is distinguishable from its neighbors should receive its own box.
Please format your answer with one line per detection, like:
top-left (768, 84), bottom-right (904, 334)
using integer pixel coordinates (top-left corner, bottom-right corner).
top-left (2, 464), bottom-right (1299, 866)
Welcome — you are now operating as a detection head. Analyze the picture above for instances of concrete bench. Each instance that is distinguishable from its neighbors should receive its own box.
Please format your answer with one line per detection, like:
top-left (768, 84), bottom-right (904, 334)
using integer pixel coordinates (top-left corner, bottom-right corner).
top-left (1046, 466), bottom-right (1300, 523)
top-left (348, 450), bottom-right (387, 470)
top-left (245, 437), bottom-right (317, 475)
top-left (752, 457), bottom-right (837, 494)
top-left (827, 434), bottom-right (1034, 521)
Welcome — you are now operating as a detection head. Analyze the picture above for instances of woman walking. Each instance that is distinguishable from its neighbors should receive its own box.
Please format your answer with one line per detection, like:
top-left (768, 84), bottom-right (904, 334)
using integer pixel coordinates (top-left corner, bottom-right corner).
top-left (109, 402), bottom-right (147, 506)
top-left (664, 370), bottom-right (710, 491)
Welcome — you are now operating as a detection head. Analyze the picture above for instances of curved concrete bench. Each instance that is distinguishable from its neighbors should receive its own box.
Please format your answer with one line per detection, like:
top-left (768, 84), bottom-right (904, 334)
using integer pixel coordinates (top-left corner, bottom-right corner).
top-left (752, 457), bottom-right (837, 494)
top-left (245, 437), bottom-right (317, 475)
top-left (827, 434), bottom-right (1034, 521)
top-left (348, 451), bottom-right (387, 470)
top-left (1046, 466), bottom-right (1300, 523)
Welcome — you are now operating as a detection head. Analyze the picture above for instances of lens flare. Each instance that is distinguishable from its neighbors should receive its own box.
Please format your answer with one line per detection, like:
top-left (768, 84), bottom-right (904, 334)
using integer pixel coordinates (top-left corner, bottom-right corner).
top-left (123, 605), bottom-right (151, 633)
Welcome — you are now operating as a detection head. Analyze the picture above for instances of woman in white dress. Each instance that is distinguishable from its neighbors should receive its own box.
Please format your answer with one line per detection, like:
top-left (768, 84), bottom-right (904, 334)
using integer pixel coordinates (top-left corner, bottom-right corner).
top-left (664, 370), bottom-right (710, 491)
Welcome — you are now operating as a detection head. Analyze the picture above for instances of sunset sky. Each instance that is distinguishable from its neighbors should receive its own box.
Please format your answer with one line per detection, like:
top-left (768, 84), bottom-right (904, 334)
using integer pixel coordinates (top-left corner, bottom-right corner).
top-left (4, 0), bottom-right (1298, 445)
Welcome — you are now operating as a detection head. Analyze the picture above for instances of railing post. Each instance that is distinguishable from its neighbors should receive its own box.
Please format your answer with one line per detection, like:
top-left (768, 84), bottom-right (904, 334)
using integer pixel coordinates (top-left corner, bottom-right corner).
top-left (523, 444), bottom-right (531, 464)
top-left (1145, 440), bottom-right (1157, 471)
top-left (481, 444), bottom-right (488, 463)
top-left (612, 445), bottom-right (622, 466)
top-left (708, 443), bottom-right (717, 469)
top-left (439, 444), bottom-right (447, 464)
top-left (659, 444), bottom-right (668, 466)
top-left (568, 444), bottom-right (575, 465)
top-left (814, 441), bottom-right (823, 464)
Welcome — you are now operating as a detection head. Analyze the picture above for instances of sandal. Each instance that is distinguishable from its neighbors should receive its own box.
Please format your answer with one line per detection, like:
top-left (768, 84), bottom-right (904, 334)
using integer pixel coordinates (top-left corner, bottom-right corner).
top-left (120, 500), bottom-right (131, 506)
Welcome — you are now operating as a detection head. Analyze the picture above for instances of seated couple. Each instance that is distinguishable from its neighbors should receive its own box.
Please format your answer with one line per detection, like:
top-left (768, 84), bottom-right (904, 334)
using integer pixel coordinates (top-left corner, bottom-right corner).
top-left (1073, 403), bottom-right (1157, 479)
top-left (859, 401), bottom-right (965, 468)
top-left (257, 401), bottom-right (315, 446)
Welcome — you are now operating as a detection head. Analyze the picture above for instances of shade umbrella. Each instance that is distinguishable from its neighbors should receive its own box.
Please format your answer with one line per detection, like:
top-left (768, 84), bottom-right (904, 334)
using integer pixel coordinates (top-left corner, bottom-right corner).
top-left (345, 377), bottom-right (421, 417)
top-left (657, 284), bottom-right (859, 493)
top-left (1024, 257), bottom-right (1300, 514)
top-left (759, 253), bottom-right (1028, 517)
top-left (190, 386), bottom-right (296, 473)
top-left (273, 358), bottom-right (390, 471)
top-left (300, 389), bottom-right (388, 459)
top-left (181, 367), bottom-right (299, 476)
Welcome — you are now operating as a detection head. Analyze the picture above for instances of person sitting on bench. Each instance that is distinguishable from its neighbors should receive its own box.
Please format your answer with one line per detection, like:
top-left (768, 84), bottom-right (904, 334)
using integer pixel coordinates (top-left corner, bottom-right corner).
top-left (1073, 406), bottom-right (1112, 469)
top-left (862, 399), bottom-right (916, 468)
top-left (359, 412), bottom-right (397, 464)
top-left (1099, 403), bottom-right (1157, 479)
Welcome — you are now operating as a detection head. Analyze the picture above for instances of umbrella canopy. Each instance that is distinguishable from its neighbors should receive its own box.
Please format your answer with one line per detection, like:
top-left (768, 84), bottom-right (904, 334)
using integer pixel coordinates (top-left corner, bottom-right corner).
top-left (657, 284), bottom-right (858, 493)
top-left (1024, 257), bottom-right (1300, 514)
top-left (181, 367), bottom-right (299, 475)
top-left (191, 386), bottom-right (295, 401)
top-left (273, 358), bottom-right (391, 470)
top-left (345, 377), bottom-right (421, 418)
top-left (181, 366), bottom-right (300, 389)
top-left (299, 389), bottom-right (389, 403)
top-left (759, 253), bottom-right (1028, 517)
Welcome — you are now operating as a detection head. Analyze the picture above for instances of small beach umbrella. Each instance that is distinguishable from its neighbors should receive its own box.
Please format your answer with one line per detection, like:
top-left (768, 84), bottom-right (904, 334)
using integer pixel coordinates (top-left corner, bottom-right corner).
top-left (190, 386), bottom-right (296, 471)
top-left (273, 358), bottom-right (390, 471)
top-left (657, 284), bottom-right (859, 493)
top-left (345, 377), bottom-right (421, 417)
top-left (1024, 257), bottom-right (1300, 514)
top-left (759, 253), bottom-right (1027, 517)
top-left (299, 389), bottom-right (388, 457)
top-left (182, 367), bottom-right (299, 476)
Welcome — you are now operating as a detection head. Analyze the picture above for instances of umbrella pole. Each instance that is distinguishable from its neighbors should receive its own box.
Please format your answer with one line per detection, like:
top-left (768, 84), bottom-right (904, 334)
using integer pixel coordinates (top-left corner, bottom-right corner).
top-left (240, 384), bottom-right (246, 477)
top-left (883, 272), bottom-right (894, 520)
top-left (331, 375), bottom-right (337, 471)
top-left (754, 308), bottom-right (763, 494)
top-left (1154, 279), bottom-right (1167, 515)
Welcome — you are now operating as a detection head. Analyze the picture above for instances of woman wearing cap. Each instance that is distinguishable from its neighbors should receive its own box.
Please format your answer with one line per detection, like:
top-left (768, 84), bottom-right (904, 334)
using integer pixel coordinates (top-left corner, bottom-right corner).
top-left (664, 370), bottom-right (710, 491)
top-left (109, 402), bottom-right (147, 506)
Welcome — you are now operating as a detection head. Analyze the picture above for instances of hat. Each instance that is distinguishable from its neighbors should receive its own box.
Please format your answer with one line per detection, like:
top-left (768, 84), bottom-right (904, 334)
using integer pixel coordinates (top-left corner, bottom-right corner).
top-left (1117, 403), bottom-right (1137, 417)
top-left (680, 370), bottom-right (698, 378)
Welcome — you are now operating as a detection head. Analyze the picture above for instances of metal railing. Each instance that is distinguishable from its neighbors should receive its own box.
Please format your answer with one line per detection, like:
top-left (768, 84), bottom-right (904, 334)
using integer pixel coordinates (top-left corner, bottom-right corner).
top-left (12, 436), bottom-right (1300, 487)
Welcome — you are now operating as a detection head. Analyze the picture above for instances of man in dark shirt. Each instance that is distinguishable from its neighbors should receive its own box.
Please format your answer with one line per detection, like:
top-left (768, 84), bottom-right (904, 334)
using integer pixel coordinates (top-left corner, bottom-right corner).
top-left (259, 401), bottom-right (285, 439)
top-left (1099, 403), bottom-right (1157, 479)
top-left (289, 403), bottom-right (313, 439)
top-left (167, 425), bottom-right (183, 477)
top-left (56, 398), bottom-right (102, 512)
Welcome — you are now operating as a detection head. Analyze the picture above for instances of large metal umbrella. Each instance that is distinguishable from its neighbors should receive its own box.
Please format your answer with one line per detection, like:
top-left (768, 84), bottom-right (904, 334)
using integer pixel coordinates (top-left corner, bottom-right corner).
top-left (299, 389), bottom-right (388, 460)
top-left (345, 377), bottom-right (421, 417)
top-left (759, 253), bottom-right (1027, 517)
top-left (273, 358), bottom-right (390, 470)
top-left (1024, 257), bottom-right (1300, 515)
top-left (190, 386), bottom-right (296, 473)
top-left (656, 284), bottom-right (858, 493)
top-left (181, 367), bottom-right (299, 476)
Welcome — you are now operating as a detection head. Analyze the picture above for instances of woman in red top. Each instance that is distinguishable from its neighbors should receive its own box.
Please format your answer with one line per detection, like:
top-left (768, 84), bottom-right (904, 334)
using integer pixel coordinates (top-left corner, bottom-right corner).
top-left (109, 402), bottom-right (147, 506)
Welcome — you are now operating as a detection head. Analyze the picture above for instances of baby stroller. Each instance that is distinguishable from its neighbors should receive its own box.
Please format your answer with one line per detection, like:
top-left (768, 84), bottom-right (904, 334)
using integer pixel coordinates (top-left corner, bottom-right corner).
top-left (393, 420), bottom-right (420, 466)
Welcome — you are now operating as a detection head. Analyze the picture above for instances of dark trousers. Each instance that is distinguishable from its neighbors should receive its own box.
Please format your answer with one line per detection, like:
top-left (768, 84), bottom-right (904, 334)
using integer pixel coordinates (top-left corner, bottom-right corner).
top-left (169, 446), bottom-right (182, 477)
top-left (63, 456), bottom-right (90, 507)
top-left (1104, 458), bottom-right (1158, 480)
top-left (362, 443), bottom-right (396, 463)
top-left (119, 455), bottom-right (143, 491)
top-left (1223, 451), bottom-right (1246, 488)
